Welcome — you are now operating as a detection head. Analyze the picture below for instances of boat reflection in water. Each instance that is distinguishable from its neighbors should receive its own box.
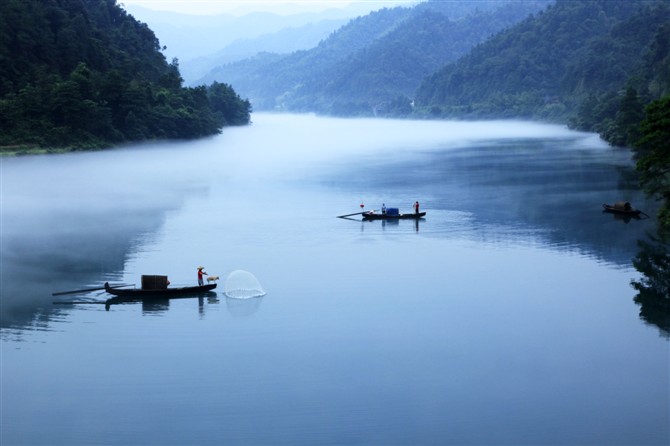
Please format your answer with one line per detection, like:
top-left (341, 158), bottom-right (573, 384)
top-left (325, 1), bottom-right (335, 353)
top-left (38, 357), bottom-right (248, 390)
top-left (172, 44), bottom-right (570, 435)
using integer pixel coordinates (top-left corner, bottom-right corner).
top-left (103, 292), bottom-right (217, 309)
top-left (378, 217), bottom-right (422, 232)
top-left (141, 299), bottom-right (170, 315)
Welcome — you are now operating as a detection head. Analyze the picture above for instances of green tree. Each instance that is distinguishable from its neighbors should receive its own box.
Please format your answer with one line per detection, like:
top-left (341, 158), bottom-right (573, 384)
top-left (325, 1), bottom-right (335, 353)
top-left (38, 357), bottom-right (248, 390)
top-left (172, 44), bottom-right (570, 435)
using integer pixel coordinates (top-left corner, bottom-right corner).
top-left (634, 96), bottom-right (670, 227)
top-left (613, 86), bottom-right (645, 146)
top-left (207, 82), bottom-right (252, 126)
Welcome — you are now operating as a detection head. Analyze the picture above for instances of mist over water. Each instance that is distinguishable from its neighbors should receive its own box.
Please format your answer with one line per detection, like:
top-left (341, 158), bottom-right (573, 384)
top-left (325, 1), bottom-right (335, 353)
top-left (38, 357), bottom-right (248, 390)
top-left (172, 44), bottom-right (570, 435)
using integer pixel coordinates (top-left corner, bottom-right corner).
top-left (218, 113), bottom-right (589, 178)
top-left (1, 113), bottom-right (667, 445)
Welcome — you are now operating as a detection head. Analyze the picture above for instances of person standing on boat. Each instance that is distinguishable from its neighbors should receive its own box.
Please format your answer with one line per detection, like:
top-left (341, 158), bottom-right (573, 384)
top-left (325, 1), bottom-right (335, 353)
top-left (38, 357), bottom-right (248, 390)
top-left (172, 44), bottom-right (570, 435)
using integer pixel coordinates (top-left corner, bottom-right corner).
top-left (197, 266), bottom-right (208, 286)
top-left (414, 201), bottom-right (420, 215)
top-left (382, 203), bottom-right (386, 214)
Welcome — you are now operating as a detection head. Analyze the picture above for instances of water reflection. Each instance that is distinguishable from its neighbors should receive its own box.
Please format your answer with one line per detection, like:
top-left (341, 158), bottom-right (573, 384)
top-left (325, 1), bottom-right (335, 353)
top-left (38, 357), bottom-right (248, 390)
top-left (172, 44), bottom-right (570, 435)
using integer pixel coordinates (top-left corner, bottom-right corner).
top-left (199, 295), bottom-right (219, 317)
top-left (329, 139), bottom-right (659, 266)
top-left (141, 299), bottom-right (170, 315)
top-left (225, 296), bottom-right (263, 317)
top-left (101, 293), bottom-right (219, 313)
top-left (378, 218), bottom-right (422, 232)
top-left (344, 216), bottom-right (424, 232)
top-left (631, 235), bottom-right (670, 338)
top-left (604, 211), bottom-right (645, 224)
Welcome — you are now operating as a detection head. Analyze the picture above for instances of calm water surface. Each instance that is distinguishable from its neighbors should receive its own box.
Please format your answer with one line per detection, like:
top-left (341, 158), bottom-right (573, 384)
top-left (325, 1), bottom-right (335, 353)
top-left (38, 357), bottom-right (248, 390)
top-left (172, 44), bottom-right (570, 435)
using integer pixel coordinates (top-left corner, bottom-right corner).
top-left (1, 113), bottom-right (668, 445)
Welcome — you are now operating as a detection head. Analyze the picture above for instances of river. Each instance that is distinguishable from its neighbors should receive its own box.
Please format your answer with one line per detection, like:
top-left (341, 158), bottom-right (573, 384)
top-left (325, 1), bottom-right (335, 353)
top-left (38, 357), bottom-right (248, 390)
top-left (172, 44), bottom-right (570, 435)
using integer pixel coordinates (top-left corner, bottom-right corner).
top-left (1, 113), bottom-right (668, 445)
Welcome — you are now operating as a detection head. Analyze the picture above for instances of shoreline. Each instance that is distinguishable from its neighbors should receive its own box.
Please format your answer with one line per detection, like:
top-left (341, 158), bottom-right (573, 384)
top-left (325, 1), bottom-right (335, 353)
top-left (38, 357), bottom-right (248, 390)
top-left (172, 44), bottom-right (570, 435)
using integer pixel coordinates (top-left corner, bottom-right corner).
top-left (0, 145), bottom-right (87, 156)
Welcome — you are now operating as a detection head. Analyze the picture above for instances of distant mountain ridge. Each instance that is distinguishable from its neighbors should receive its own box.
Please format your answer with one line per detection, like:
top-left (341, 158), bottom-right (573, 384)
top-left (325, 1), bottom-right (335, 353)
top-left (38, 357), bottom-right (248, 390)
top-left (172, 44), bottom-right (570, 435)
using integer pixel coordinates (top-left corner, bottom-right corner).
top-left (202, 0), bottom-right (552, 115)
top-left (180, 18), bottom-right (348, 84)
top-left (123, 3), bottom-right (399, 61)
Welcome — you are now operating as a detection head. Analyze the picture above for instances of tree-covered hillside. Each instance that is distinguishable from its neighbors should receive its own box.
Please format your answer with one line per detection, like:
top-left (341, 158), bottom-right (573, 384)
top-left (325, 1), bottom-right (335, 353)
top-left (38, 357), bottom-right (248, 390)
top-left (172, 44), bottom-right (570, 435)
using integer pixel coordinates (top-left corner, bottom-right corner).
top-left (199, 6), bottom-right (414, 111)
top-left (569, 16), bottom-right (670, 147)
top-left (202, 0), bottom-right (550, 116)
top-left (415, 0), bottom-right (669, 124)
top-left (634, 96), bottom-right (670, 229)
top-left (0, 0), bottom-right (251, 152)
top-left (180, 19), bottom-right (348, 84)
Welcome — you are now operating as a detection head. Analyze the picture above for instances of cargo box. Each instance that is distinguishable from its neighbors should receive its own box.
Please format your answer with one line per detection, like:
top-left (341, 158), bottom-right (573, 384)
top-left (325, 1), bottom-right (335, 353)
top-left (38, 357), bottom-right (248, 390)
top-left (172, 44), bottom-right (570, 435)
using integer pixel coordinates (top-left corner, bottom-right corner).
top-left (141, 275), bottom-right (169, 290)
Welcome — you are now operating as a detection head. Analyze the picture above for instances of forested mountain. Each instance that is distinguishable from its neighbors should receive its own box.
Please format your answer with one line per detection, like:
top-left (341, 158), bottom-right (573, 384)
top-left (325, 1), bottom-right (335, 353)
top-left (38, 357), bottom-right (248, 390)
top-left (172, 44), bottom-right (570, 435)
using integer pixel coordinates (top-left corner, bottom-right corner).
top-left (198, 6), bottom-right (413, 111)
top-left (180, 18), bottom-right (348, 84)
top-left (415, 0), bottom-right (669, 129)
top-left (201, 0), bottom-right (551, 115)
top-left (569, 9), bottom-right (670, 147)
top-left (0, 0), bottom-right (250, 151)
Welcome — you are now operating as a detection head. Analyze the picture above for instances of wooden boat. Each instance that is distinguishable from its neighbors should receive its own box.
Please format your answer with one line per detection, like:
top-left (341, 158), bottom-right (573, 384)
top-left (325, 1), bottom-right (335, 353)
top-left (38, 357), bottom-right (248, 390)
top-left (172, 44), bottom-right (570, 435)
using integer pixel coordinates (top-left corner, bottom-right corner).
top-left (362, 211), bottom-right (426, 220)
top-left (104, 281), bottom-right (216, 298)
top-left (602, 202), bottom-right (642, 216)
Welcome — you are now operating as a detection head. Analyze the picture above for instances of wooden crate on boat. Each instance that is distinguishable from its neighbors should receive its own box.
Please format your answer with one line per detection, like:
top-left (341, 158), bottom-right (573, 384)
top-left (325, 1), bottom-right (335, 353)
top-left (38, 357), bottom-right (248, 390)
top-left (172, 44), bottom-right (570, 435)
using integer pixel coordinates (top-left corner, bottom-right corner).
top-left (141, 275), bottom-right (168, 290)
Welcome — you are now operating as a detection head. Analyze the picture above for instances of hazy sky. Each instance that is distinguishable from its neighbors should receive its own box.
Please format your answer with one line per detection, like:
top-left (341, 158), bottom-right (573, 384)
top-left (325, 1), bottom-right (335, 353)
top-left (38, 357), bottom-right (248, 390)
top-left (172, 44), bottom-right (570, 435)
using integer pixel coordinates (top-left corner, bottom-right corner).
top-left (121, 0), bottom-right (416, 16)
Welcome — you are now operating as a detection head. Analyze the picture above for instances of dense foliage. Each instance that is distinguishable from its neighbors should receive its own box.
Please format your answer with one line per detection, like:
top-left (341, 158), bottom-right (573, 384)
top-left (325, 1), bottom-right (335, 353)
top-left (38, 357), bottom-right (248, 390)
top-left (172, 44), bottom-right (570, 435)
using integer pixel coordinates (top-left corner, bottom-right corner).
top-left (634, 96), bottom-right (670, 228)
top-left (415, 0), bottom-right (669, 122)
top-left (570, 20), bottom-right (670, 147)
top-left (0, 0), bottom-right (251, 151)
top-left (205, 1), bottom-right (550, 116)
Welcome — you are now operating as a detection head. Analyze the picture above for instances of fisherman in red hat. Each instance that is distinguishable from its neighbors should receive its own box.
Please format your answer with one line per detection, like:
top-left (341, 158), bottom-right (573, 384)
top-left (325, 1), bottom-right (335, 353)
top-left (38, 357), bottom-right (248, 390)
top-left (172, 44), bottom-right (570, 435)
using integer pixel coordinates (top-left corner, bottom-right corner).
top-left (197, 266), bottom-right (208, 286)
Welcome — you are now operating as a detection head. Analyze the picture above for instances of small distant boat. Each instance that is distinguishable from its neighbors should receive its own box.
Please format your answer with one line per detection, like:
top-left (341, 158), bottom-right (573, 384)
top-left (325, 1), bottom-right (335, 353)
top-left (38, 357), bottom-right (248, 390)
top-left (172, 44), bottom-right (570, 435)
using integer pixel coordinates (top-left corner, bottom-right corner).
top-left (362, 210), bottom-right (426, 220)
top-left (602, 202), bottom-right (643, 216)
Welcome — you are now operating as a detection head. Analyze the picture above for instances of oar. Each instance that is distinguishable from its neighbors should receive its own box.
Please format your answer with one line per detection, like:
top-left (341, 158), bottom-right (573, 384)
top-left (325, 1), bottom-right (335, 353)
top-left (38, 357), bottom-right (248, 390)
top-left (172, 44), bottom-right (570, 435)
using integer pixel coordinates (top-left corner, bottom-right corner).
top-left (337, 211), bottom-right (367, 218)
top-left (337, 210), bottom-right (377, 218)
top-left (52, 284), bottom-right (133, 296)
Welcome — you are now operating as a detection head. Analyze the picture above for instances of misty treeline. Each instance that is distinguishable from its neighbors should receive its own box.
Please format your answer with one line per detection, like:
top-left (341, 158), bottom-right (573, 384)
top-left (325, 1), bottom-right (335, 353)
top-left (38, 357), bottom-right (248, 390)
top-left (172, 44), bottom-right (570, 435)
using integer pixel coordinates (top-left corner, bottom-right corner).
top-left (0, 0), bottom-right (251, 150)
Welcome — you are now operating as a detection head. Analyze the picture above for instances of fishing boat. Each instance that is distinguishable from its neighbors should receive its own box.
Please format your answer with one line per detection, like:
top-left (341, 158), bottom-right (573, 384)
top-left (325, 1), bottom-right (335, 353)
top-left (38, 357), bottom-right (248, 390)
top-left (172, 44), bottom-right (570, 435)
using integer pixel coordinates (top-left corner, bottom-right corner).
top-left (53, 276), bottom-right (217, 310)
top-left (103, 280), bottom-right (216, 298)
top-left (362, 210), bottom-right (426, 220)
top-left (602, 202), bottom-right (643, 216)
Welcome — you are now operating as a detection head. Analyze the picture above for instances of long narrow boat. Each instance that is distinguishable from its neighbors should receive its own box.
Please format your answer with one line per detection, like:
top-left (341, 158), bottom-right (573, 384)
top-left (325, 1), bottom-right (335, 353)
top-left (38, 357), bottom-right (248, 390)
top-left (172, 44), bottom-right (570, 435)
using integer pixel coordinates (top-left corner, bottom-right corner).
top-left (104, 281), bottom-right (216, 298)
top-left (362, 211), bottom-right (426, 220)
top-left (602, 202), bottom-right (642, 216)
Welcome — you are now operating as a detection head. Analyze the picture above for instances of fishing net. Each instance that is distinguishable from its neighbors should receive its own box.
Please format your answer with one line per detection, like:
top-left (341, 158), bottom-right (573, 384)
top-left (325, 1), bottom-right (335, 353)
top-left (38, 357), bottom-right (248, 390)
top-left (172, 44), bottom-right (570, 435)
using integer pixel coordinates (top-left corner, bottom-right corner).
top-left (224, 270), bottom-right (266, 299)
